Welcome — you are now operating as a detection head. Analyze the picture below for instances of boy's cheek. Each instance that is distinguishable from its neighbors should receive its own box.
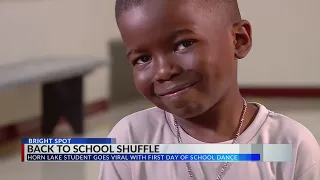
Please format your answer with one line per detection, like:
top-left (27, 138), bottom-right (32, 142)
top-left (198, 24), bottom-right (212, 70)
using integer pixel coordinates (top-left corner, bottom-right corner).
top-left (134, 80), bottom-right (156, 102)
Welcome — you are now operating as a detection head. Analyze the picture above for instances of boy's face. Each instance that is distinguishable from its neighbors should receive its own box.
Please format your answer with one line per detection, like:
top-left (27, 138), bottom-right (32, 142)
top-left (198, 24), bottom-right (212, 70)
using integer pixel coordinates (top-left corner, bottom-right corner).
top-left (117, 0), bottom-right (251, 118)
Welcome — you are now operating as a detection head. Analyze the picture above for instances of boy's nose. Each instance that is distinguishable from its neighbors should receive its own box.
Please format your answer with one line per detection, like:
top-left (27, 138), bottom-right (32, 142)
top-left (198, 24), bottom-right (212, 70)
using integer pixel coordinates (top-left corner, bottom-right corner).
top-left (154, 56), bottom-right (182, 83)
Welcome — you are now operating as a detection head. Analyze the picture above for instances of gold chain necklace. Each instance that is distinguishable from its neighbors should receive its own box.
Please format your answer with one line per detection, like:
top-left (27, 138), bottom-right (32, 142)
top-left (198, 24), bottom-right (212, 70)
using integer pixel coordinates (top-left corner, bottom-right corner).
top-left (173, 99), bottom-right (247, 180)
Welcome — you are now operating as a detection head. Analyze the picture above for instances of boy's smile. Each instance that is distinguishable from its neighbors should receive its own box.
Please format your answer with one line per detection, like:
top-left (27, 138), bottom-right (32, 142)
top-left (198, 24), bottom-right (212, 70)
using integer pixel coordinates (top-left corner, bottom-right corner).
top-left (156, 78), bottom-right (200, 97)
top-left (117, 0), bottom-right (251, 118)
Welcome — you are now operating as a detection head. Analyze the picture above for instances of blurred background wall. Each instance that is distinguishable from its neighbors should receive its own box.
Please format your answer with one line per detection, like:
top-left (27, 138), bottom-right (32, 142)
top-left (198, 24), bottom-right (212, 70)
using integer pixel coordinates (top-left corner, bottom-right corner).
top-left (0, 0), bottom-right (319, 127)
top-left (238, 1), bottom-right (320, 87)
top-left (0, 0), bottom-right (117, 126)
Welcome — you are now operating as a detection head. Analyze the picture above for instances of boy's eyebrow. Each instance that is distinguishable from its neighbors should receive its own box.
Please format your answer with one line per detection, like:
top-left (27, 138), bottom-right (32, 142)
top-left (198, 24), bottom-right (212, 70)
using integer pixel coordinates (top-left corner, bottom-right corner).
top-left (127, 48), bottom-right (146, 57)
top-left (127, 49), bottom-right (145, 57)
top-left (169, 28), bottom-right (195, 39)
top-left (127, 49), bottom-right (133, 57)
top-left (126, 28), bottom-right (195, 56)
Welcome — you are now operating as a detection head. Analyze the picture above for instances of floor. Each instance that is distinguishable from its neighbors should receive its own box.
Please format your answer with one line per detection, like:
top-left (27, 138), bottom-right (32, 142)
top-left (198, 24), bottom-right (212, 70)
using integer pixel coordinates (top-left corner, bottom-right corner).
top-left (0, 98), bottom-right (319, 180)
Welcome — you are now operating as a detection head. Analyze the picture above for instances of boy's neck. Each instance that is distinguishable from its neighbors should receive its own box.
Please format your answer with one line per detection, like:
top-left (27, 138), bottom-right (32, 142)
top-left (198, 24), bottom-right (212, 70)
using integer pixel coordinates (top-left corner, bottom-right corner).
top-left (173, 87), bottom-right (258, 143)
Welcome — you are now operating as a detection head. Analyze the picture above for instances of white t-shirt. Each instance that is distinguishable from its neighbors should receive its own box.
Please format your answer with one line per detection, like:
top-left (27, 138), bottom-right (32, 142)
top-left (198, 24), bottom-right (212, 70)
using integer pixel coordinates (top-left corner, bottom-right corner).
top-left (99, 103), bottom-right (320, 180)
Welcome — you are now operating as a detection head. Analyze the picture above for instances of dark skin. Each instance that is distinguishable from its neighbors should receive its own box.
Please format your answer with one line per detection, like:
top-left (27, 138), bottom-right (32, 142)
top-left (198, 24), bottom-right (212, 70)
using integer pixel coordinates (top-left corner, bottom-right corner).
top-left (117, 0), bottom-right (258, 143)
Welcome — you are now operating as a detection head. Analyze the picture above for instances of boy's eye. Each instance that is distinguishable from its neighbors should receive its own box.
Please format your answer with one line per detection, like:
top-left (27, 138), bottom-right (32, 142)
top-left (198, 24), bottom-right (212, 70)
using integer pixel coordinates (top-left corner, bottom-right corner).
top-left (135, 56), bottom-right (152, 65)
top-left (175, 40), bottom-right (195, 52)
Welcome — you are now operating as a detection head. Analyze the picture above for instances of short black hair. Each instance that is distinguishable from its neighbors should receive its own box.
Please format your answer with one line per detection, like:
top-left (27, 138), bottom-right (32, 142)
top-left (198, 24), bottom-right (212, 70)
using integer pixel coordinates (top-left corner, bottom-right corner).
top-left (115, 0), bottom-right (144, 19)
top-left (115, 0), bottom-right (241, 22)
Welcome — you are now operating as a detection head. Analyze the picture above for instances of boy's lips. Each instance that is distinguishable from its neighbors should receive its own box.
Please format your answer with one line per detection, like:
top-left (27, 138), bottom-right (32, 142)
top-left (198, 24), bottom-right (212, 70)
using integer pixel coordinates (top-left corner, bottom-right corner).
top-left (157, 81), bottom-right (199, 97)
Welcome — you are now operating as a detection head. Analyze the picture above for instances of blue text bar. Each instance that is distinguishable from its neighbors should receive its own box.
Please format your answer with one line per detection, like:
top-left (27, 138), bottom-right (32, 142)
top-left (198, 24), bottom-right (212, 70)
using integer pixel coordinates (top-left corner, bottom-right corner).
top-left (25, 154), bottom-right (261, 162)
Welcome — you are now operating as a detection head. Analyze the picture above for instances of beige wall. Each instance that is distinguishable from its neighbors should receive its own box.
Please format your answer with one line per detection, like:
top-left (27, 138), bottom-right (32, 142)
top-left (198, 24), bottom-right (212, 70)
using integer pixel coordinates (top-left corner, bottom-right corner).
top-left (0, 0), bottom-right (118, 126)
top-left (0, 0), bottom-right (319, 126)
top-left (238, 0), bottom-right (320, 87)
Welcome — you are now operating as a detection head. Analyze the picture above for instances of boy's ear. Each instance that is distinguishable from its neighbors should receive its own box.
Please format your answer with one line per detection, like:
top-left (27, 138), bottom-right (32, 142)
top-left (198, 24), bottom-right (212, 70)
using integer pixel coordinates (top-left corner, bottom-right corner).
top-left (232, 20), bottom-right (252, 59)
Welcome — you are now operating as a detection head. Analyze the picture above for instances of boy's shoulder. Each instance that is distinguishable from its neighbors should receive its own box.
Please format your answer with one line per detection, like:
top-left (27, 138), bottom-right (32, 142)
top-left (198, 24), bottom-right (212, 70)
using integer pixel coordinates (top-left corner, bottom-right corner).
top-left (264, 109), bottom-right (320, 178)
top-left (107, 106), bottom-right (171, 143)
top-left (248, 103), bottom-right (319, 153)
top-left (262, 108), bottom-right (318, 144)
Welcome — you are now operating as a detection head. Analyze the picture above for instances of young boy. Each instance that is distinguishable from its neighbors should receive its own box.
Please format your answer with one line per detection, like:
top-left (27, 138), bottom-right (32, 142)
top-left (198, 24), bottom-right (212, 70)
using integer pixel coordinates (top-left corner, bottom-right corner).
top-left (100, 0), bottom-right (320, 179)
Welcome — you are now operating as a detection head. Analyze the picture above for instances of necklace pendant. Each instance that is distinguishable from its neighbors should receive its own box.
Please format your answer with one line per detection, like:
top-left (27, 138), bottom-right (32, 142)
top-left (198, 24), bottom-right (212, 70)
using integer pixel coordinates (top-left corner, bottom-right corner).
top-left (173, 99), bottom-right (248, 180)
